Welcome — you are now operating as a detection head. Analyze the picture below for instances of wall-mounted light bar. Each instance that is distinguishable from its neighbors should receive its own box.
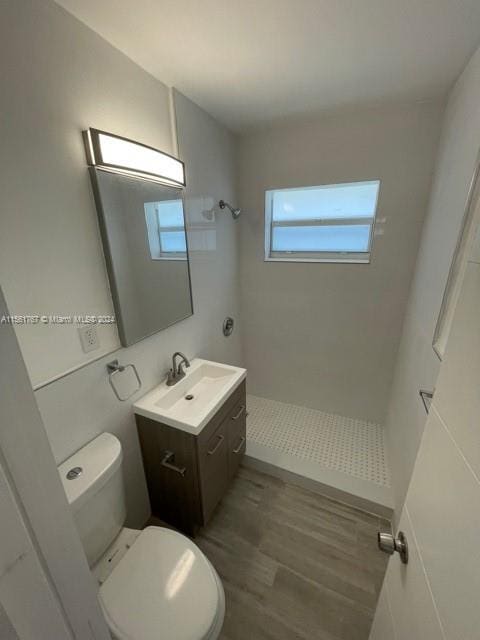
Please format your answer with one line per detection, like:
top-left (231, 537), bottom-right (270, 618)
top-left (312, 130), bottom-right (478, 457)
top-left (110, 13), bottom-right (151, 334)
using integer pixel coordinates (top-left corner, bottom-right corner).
top-left (83, 128), bottom-right (185, 187)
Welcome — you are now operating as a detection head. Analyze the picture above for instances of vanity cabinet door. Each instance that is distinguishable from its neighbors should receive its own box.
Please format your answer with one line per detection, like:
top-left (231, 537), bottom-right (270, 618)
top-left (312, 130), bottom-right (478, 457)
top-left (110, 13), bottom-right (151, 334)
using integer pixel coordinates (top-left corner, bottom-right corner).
top-left (228, 400), bottom-right (246, 480)
top-left (136, 415), bottom-right (201, 536)
top-left (198, 420), bottom-right (229, 524)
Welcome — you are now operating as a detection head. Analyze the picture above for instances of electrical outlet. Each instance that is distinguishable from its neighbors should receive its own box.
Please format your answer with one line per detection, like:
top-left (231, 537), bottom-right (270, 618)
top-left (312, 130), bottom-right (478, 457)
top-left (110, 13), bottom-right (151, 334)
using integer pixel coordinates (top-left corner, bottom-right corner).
top-left (78, 325), bottom-right (100, 353)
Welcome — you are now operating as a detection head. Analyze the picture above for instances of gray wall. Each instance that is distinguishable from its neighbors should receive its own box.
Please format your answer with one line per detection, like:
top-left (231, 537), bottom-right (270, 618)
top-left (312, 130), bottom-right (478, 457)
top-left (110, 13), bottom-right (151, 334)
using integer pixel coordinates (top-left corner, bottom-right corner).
top-left (386, 43), bottom-right (480, 516)
top-left (238, 101), bottom-right (443, 423)
top-left (0, 1), bottom-right (242, 527)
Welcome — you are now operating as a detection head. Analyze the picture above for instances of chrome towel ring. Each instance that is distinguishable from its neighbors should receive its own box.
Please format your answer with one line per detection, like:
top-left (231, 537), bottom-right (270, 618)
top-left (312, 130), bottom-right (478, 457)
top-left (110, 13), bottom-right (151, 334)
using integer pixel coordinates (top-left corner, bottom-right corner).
top-left (106, 359), bottom-right (142, 401)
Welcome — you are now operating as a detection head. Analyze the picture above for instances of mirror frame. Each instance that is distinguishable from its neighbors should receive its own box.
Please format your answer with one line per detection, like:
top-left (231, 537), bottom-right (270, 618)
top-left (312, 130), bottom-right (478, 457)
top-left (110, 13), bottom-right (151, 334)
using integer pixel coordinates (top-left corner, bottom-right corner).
top-left (89, 167), bottom-right (194, 347)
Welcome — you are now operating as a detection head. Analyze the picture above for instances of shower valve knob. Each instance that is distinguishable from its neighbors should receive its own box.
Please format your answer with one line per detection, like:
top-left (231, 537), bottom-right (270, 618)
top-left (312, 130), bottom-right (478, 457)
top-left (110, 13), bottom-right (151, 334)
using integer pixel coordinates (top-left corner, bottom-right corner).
top-left (377, 530), bottom-right (409, 564)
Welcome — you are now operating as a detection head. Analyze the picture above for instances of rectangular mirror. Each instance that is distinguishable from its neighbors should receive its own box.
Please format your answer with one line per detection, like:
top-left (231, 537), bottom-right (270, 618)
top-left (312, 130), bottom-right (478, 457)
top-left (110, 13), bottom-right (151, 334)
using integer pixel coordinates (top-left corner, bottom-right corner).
top-left (90, 168), bottom-right (193, 346)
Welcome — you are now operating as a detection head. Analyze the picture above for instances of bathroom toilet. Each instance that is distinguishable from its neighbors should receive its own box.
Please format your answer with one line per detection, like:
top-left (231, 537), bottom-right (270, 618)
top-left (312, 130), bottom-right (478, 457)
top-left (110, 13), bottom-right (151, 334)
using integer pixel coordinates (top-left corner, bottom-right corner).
top-left (58, 432), bottom-right (225, 640)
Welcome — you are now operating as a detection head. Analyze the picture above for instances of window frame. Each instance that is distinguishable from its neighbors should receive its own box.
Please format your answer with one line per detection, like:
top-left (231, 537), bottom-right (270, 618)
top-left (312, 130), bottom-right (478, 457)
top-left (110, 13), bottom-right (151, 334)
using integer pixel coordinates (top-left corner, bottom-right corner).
top-left (145, 199), bottom-right (188, 261)
top-left (157, 224), bottom-right (188, 260)
top-left (264, 181), bottom-right (380, 264)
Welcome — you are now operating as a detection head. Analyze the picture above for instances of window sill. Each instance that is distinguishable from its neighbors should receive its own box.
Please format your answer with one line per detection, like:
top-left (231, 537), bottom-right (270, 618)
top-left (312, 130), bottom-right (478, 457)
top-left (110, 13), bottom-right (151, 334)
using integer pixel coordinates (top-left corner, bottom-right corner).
top-left (151, 256), bottom-right (188, 261)
top-left (264, 255), bottom-right (371, 264)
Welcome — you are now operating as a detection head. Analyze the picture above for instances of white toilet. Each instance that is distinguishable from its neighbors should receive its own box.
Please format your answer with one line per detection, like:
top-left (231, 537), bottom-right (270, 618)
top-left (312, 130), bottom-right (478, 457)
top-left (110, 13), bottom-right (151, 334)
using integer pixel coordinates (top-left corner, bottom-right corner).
top-left (58, 432), bottom-right (225, 640)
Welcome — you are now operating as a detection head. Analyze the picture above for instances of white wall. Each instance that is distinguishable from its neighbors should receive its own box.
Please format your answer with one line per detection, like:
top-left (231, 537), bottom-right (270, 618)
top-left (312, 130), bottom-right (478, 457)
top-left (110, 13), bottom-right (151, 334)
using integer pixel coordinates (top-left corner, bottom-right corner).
top-left (0, 0), bottom-right (175, 387)
top-left (385, 44), bottom-right (480, 515)
top-left (238, 102), bottom-right (443, 424)
top-left (0, 1), bottom-right (242, 527)
top-left (370, 202), bottom-right (480, 640)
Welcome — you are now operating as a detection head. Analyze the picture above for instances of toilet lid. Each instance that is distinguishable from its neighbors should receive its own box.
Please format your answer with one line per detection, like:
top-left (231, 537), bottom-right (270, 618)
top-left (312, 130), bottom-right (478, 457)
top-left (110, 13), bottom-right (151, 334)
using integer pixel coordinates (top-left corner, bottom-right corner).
top-left (99, 527), bottom-right (220, 640)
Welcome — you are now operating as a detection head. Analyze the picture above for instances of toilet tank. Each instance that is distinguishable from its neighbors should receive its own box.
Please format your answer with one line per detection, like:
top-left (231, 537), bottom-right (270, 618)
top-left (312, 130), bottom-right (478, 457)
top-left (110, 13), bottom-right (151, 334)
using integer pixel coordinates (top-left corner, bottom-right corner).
top-left (58, 433), bottom-right (127, 567)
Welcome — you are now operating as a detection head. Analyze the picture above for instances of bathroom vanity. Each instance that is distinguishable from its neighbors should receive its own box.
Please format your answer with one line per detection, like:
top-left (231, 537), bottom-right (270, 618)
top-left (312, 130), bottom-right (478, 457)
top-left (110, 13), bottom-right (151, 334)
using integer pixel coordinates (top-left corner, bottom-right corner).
top-left (134, 359), bottom-right (246, 536)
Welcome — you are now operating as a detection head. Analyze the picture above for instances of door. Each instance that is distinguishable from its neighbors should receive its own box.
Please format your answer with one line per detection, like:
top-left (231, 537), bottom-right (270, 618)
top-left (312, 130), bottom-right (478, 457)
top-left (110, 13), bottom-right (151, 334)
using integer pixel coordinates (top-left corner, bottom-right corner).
top-left (0, 454), bottom-right (73, 639)
top-left (369, 229), bottom-right (480, 637)
top-left (0, 287), bottom-right (110, 640)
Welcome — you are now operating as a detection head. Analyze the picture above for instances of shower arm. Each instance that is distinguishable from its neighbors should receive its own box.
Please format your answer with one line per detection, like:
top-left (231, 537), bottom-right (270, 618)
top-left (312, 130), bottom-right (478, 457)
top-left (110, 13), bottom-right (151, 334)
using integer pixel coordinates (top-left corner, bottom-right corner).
top-left (219, 199), bottom-right (241, 219)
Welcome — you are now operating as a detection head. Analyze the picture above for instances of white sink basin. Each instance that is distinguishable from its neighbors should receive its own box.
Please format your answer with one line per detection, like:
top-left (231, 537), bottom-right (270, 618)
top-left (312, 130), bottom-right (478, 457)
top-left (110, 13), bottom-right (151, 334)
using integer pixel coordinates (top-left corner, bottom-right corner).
top-left (133, 358), bottom-right (246, 434)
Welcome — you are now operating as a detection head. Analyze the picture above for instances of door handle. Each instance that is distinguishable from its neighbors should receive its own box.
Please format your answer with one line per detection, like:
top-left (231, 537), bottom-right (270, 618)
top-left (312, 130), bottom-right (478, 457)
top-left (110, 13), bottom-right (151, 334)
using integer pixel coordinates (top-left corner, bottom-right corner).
top-left (207, 434), bottom-right (224, 455)
top-left (378, 531), bottom-right (408, 564)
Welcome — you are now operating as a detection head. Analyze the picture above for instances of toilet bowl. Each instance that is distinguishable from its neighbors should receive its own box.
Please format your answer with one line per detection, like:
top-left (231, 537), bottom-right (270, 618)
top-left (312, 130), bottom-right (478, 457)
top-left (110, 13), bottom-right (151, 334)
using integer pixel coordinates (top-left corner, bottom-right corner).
top-left (58, 432), bottom-right (224, 640)
top-left (98, 527), bottom-right (225, 640)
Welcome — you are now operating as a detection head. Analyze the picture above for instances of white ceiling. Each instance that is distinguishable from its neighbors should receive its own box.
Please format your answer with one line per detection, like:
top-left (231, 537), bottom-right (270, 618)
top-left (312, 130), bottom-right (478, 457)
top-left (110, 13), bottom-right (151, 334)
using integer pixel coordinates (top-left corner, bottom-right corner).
top-left (56, 0), bottom-right (480, 132)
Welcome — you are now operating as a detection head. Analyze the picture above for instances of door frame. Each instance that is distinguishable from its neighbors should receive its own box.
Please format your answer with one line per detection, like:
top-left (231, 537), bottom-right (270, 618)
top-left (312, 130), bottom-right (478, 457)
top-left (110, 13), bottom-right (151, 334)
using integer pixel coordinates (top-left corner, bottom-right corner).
top-left (0, 286), bottom-right (110, 639)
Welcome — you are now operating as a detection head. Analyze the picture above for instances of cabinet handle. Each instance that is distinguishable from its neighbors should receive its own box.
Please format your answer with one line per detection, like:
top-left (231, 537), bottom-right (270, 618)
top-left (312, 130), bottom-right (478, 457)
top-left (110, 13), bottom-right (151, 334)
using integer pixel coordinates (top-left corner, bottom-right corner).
top-left (231, 405), bottom-right (245, 421)
top-left (161, 450), bottom-right (186, 476)
top-left (207, 434), bottom-right (224, 455)
top-left (232, 436), bottom-right (245, 454)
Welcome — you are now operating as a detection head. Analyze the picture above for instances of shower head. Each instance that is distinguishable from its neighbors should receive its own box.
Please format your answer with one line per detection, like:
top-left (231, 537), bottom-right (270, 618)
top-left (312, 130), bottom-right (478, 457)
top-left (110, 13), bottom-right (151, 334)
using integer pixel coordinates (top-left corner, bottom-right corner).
top-left (219, 199), bottom-right (241, 220)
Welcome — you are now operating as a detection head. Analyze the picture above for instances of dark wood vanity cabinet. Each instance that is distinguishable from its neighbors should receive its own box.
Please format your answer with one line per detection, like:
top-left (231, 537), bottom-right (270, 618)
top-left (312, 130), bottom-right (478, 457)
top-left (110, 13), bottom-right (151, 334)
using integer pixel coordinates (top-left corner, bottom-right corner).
top-left (136, 380), bottom-right (246, 536)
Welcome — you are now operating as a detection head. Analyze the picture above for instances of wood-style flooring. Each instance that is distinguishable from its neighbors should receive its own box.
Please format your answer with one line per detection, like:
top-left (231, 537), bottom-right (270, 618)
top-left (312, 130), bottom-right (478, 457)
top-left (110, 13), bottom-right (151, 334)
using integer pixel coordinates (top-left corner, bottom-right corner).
top-left (198, 466), bottom-right (390, 640)
top-left (149, 466), bottom-right (390, 640)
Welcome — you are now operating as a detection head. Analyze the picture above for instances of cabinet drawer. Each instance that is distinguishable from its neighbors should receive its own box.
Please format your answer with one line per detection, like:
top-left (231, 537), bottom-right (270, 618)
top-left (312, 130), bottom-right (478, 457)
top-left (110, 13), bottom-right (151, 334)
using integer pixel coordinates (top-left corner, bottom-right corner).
top-left (198, 381), bottom-right (245, 451)
top-left (199, 420), bottom-right (229, 523)
top-left (228, 402), bottom-right (246, 480)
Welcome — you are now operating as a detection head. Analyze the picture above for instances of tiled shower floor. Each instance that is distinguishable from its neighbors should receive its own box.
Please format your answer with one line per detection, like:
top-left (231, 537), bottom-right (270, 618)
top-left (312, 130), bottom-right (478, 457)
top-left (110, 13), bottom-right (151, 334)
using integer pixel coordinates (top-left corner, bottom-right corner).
top-left (246, 394), bottom-right (392, 511)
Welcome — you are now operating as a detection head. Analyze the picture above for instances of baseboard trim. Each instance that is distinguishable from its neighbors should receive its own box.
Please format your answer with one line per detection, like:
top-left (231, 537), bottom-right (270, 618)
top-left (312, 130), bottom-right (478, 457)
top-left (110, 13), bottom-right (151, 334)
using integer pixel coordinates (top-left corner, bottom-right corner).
top-left (243, 452), bottom-right (393, 520)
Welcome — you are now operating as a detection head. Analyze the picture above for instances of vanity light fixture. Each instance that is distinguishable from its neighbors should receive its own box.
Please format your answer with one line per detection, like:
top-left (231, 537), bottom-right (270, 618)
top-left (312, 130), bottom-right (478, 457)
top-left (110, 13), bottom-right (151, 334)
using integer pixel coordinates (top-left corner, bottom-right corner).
top-left (83, 128), bottom-right (186, 187)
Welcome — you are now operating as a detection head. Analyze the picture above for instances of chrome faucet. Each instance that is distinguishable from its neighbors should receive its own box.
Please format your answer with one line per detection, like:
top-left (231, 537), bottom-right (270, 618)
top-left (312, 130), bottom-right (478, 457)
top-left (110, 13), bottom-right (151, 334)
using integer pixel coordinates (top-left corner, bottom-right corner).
top-left (166, 352), bottom-right (191, 386)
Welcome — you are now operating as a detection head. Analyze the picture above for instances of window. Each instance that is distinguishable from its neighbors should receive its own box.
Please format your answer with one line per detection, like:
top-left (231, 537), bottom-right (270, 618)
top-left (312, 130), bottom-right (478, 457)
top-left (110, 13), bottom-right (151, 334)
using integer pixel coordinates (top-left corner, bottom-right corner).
top-left (264, 180), bottom-right (380, 263)
top-left (144, 199), bottom-right (187, 260)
